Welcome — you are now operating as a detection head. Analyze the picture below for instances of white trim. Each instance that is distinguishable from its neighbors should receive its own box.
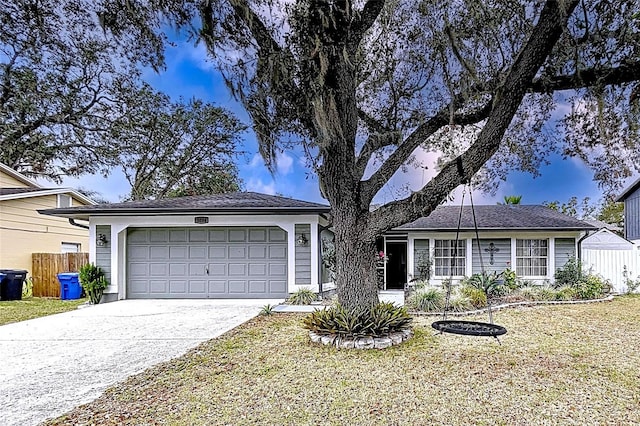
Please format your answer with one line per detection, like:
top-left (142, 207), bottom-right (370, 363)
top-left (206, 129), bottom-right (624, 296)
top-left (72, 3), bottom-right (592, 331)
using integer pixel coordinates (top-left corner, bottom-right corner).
top-left (0, 187), bottom-right (96, 205)
top-left (0, 163), bottom-right (41, 188)
top-left (89, 214), bottom-right (322, 297)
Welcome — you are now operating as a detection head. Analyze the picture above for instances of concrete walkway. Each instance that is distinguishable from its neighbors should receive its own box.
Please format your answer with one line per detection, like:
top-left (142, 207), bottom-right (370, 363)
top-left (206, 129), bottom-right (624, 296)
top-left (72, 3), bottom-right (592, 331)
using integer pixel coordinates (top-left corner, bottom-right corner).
top-left (0, 299), bottom-right (281, 426)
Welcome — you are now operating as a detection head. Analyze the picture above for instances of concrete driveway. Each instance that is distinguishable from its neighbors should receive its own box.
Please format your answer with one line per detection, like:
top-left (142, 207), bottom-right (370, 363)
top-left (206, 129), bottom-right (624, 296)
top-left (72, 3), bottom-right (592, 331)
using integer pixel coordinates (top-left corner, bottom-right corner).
top-left (0, 299), bottom-right (282, 426)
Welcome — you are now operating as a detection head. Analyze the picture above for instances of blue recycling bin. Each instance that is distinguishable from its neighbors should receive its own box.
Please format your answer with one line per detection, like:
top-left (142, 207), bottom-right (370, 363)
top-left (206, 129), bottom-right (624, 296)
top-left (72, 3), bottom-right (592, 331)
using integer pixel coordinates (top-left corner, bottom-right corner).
top-left (0, 269), bottom-right (27, 301)
top-left (57, 272), bottom-right (82, 300)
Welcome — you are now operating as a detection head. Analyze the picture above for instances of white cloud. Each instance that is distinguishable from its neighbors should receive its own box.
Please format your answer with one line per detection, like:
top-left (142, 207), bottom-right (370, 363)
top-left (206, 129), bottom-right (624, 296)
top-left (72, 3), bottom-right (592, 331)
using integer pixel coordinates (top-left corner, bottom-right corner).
top-left (276, 152), bottom-right (294, 175)
top-left (246, 178), bottom-right (276, 195)
top-left (248, 154), bottom-right (264, 168)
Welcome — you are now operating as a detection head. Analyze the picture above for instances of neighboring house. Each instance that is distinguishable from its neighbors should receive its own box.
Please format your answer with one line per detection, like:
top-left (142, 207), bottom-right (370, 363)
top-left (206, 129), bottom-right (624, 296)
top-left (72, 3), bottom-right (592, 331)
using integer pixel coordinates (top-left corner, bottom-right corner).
top-left (40, 192), bottom-right (331, 301)
top-left (379, 205), bottom-right (596, 289)
top-left (0, 163), bottom-right (95, 273)
top-left (581, 228), bottom-right (639, 292)
top-left (41, 195), bottom-right (600, 301)
top-left (616, 177), bottom-right (640, 245)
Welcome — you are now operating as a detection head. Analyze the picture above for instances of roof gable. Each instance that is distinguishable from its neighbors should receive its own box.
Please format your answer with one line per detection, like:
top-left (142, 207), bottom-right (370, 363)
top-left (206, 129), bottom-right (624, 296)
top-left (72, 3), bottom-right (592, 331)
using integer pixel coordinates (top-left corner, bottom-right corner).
top-left (0, 163), bottom-right (41, 188)
top-left (582, 228), bottom-right (636, 250)
top-left (396, 205), bottom-right (596, 231)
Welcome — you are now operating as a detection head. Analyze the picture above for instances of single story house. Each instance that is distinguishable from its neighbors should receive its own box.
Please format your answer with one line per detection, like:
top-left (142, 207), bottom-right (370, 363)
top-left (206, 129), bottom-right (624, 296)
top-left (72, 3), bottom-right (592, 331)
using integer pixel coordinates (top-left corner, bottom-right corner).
top-left (41, 193), bottom-right (601, 301)
top-left (41, 192), bottom-right (331, 301)
top-left (0, 163), bottom-right (95, 272)
top-left (380, 205), bottom-right (596, 289)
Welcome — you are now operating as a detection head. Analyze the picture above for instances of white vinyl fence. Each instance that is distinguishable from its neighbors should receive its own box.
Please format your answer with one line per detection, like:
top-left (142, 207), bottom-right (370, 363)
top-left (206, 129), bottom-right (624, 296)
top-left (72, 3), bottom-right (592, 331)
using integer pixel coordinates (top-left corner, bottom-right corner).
top-left (582, 248), bottom-right (640, 293)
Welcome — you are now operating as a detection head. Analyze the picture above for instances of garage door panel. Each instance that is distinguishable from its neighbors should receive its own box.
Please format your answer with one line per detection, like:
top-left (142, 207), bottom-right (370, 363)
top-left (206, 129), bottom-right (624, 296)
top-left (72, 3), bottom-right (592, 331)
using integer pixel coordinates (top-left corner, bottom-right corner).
top-left (228, 280), bottom-right (247, 293)
top-left (168, 280), bottom-right (187, 293)
top-left (249, 280), bottom-right (267, 293)
top-left (169, 264), bottom-right (187, 276)
top-left (189, 246), bottom-right (207, 259)
top-left (208, 246), bottom-right (226, 259)
top-left (127, 226), bottom-right (288, 299)
top-left (189, 263), bottom-right (206, 275)
top-left (249, 246), bottom-right (267, 259)
top-left (209, 263), bottom-right (226, 275)
top-left (150, 280), bottom-right (169, 293)
top-left (169, 246), bottom-right (187, 259)
top-left (269, 246), bottom-right (286, 259)
top-left (249, 264), bottom-right (266, 276)
top-left (269, 280), bottom-right (287, 293)
top-left (228, 263), bottom-right (247, 275)
top-left (229, 229), bottom-right (246, 242)
top-left (189, 280), bottom-right (207, 294)
top-left (208, 280), bottom-right (226, 293)
top-left (269, 264), bottom-right (286, 276)
top-left (149, 230), bottom-right (168, 243)
top-left (150, 246), bottom-right (168, 259)
top-left (149, 263), bottom-right (167, 276)
top-left (129, 246), bottom-right (149, 260)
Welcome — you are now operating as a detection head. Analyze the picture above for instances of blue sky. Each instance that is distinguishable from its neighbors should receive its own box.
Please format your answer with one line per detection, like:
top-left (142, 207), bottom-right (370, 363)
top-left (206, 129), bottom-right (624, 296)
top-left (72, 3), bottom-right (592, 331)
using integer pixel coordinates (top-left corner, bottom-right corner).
top-left (58, 38), bottom-right (624, 208)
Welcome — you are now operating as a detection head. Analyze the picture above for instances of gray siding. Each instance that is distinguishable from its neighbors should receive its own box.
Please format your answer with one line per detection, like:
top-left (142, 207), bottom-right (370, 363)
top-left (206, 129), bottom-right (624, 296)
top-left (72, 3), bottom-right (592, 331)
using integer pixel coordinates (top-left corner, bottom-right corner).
top-left (95, 225), bottom-right (111, 284)
top-left (472, 239), bottom-right (511, 274)
top-left (554, 238), bottom-right (576, 270)
top-left (625, 187), bottom-right (640, 240)
top-left (295, 224), bottom-right (311, 285)
top-left (413, 239), bottom-right (430, 279)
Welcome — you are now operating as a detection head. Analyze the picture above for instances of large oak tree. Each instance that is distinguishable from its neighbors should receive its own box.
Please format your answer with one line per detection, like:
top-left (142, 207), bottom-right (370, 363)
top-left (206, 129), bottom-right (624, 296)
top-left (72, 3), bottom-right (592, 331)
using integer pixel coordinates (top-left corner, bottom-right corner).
top-left (97, 0), bottom-right (639, 309)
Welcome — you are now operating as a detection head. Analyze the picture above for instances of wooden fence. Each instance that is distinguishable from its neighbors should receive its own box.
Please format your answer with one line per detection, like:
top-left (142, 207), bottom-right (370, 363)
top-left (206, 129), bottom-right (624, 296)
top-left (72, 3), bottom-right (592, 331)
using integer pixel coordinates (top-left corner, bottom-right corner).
top-left (31, 253), bottom-right (89, 297)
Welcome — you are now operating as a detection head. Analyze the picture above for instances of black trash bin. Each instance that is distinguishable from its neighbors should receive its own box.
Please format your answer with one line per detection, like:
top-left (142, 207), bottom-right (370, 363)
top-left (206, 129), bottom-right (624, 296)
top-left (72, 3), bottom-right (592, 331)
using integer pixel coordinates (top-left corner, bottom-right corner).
top-left (0, 269), bottom-right (28, 301)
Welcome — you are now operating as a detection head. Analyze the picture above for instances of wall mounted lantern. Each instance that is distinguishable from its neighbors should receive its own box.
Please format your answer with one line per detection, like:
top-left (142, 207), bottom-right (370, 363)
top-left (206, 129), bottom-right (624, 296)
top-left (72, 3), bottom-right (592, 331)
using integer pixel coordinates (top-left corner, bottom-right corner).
top-left (296, 233), bottom-right (308, 246)
top-left (97, 233), bottom-right (108, 247)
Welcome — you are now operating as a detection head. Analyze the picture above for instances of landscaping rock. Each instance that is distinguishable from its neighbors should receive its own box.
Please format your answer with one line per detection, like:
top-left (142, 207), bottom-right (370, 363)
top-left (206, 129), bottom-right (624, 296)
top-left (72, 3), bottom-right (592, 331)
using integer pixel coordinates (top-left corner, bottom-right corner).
top-left (355, 336), bottom-right (374, 350)
top-left (373, 337), bottom-right (392, 349)
top-left (389, 332), bottom-right (404, 345)
top-left (320, 334), bottom-right (336, 346)
top-left (338, 338), bottom-right (355, 349)
top-left (309, 332), bottom-right (322, 344)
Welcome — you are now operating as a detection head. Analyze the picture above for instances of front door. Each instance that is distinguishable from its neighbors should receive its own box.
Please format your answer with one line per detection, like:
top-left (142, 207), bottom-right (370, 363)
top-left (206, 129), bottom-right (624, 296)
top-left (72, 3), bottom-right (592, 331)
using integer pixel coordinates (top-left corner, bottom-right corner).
top-left (385, 241), bottom-right (407, 290)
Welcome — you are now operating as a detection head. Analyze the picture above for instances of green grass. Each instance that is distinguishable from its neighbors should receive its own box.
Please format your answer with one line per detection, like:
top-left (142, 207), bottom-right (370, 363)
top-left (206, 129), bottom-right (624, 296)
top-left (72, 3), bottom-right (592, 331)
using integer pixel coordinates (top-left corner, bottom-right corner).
top-left (0, 297), bottom-right (86, 326)
top-left (47, 295), bottom-right (640, 425)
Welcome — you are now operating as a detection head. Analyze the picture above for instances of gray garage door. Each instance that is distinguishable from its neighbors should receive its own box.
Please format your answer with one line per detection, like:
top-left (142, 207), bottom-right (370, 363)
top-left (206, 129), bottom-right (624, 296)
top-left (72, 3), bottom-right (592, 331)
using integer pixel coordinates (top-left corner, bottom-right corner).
top-left (127, 227), bottom-right (288, 299)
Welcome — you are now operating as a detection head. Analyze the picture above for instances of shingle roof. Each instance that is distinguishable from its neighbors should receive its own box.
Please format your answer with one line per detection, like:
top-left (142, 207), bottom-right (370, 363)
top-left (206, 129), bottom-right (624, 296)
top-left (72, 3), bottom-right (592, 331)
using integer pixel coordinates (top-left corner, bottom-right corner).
top-left (0, 187), bottom-right (46, 196)
top-left (39, 192), bottom-right (330, 219)
top-left (395, 205), bottom-right (596, 231)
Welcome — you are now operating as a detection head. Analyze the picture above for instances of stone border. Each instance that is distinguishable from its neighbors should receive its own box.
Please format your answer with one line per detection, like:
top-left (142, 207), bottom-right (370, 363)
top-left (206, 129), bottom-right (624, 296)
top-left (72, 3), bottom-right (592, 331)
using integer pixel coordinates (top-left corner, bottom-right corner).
top-left (409, 294), bottom-right (615, 317)
top-left (309, 329), bottom-right (414, 349)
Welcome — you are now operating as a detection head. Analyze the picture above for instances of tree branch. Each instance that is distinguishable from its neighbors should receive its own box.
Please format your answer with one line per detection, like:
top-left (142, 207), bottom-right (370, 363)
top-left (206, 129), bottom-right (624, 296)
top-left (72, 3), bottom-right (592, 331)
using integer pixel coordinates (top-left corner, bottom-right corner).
top-left (349, 0), bottom-right (386, 50)
top-left (368, 0), bottom-right (580, 234)
top-left (359, 98), bottom-right (493, 208)
top-left (530, 61), bottom-right (640, 92)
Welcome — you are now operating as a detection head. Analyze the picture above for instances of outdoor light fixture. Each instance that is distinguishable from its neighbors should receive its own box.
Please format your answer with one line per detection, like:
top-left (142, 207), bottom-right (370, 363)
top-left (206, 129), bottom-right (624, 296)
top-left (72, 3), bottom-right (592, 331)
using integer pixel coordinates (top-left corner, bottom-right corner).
top-left (97, 233), bottom-right (108, 246)
top-left (296, 233), bottom-right (308, 246)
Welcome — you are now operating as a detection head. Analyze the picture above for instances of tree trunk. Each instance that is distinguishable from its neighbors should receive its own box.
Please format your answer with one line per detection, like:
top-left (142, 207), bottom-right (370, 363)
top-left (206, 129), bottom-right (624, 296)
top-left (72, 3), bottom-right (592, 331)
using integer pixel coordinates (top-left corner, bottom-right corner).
top-left (332, 211), bottom-right (379, 310)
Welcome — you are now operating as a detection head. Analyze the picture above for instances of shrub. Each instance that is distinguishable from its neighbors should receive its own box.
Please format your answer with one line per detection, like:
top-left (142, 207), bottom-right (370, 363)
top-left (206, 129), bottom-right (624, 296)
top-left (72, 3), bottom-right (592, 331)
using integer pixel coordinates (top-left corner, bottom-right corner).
top-left (553, 286), bottom-right (576, 301)
top-left (460, 285), bottom-right (487, 308)
top-left (447, 292), bottom-right (473, 312)
top-left (518, 286), bottom-right (538, 301)
top-left (502, 268), bottom-right (518, 291)
top-left (622, 266), bottom-right (640, 294)
top-left (574, 274), bottom-right (608, 300)
top-left (466, 272), bottom-right (506, 297)
top-left (303, 302), bottom-right (412, 337)
top-left (554, 257), bottom-right (583, 288)
top-left (407, 287), bottom-right (444, 312)
top-left (534, 286), bottom-right (557, 301)
top-left (288, 287), bottom-right (316, 305)
top-left (259, 304), bottom-right (275, 316)
top-left (78, 263), bottom-right (108, 304)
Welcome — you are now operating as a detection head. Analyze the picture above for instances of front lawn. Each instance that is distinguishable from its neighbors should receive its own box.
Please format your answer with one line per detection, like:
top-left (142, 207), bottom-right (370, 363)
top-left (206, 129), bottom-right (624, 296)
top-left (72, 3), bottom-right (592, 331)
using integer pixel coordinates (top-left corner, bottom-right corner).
top-left (0, 297), bottom-right (86, 326)
top-left (49, 296), bottom-right (640, 425)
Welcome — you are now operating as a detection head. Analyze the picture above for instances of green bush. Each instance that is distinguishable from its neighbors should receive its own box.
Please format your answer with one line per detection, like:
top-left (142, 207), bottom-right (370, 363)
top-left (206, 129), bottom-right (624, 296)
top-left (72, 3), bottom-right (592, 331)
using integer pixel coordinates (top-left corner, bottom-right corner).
top-left (502, 268), bottom-right (518, 291)
top-left (303, 302), bottom-right (412, 337)
top-left (534, 286), bottom-right (557, 301)
top-left (553, 286), bottom-right (576, 301)
top-left (78, 263), bottom-right (108, 304)
top-left (574, 275), bottom-right (608, 300)
top-left (447, 292), bottom-right (473, 312)
top-left (466, 272), bottom-right (506, 297)
top-left (622, 266), bottom-right (640, 294)
top-left (407, 287), bottom-right (444, 312)
top-left (554, 257), bottom-right (583, 288)
top-left (460, 285), bottom-right (487, 308)
top-left (288, 287), bottom-right (317, 305)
